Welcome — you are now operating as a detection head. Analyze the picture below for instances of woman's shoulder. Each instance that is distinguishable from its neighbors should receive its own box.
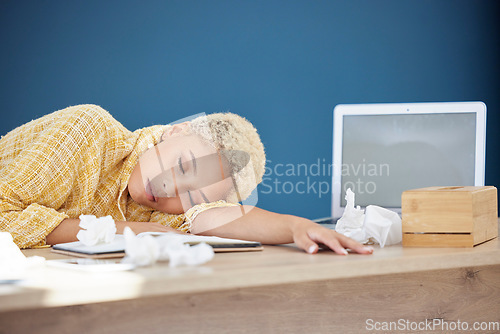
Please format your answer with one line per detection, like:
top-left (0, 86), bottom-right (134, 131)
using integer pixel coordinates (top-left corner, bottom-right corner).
top-left (44, 104), bottom-right (129, 139)
top-left (1, 104), bottom-right (130, 153)
top-left (58, 104), bottom-right (120, 127)
top-left (8, 104), bottom-right (121, 134)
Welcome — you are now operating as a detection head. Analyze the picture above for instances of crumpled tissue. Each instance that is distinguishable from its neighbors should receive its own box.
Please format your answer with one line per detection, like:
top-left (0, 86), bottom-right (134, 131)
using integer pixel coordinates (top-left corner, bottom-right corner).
top-left (121, 227), bottom-right (214, 267)
top-left (77, 215), bottom-right (117, 246)
top-left (335, 188), bottom-right (402, 247)
top-left (0, 232), bottom-right (45, 281)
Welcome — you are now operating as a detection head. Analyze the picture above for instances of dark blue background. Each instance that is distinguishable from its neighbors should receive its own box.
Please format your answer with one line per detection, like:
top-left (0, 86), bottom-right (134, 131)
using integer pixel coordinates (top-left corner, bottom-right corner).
top-left (1, 0), bottom-right (499, 218)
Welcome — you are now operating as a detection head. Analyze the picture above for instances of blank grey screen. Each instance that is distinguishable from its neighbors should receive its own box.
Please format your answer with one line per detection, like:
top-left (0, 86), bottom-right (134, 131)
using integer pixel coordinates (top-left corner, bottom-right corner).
top-left (341, 113), bottom-right (476, 207)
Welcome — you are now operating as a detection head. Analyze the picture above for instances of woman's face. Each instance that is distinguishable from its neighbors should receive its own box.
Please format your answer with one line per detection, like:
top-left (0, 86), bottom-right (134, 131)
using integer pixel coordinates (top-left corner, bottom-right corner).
top-left (128, 131), bottom-right (233, 214)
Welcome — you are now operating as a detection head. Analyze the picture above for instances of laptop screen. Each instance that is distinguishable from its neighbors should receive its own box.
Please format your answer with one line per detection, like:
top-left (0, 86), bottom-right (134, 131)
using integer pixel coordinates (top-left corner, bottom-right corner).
top-left (341, 112), bottom-right (476, 207)
top-left (332, 102), bottom-right (486, 218)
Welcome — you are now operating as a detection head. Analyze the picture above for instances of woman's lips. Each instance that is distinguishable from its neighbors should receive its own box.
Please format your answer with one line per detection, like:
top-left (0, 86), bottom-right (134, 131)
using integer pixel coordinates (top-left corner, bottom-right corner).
top-left (145, 179), bottom-right (157, 202)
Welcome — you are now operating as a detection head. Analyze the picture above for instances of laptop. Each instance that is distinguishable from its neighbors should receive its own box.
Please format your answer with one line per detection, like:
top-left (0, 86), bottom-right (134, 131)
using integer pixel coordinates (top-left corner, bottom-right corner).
top-left (315, 101), bottom-right (487, 226)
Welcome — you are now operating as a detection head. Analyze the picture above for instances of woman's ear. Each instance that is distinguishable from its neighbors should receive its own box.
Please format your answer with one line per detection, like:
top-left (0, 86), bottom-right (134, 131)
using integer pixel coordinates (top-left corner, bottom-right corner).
top-left (161, 121), bottom-right (191, 141)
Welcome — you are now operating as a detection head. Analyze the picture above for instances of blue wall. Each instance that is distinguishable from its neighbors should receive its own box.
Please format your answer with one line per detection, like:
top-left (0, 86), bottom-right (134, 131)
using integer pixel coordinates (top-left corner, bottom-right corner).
top-left (1, 0), bottom-right (499, 219)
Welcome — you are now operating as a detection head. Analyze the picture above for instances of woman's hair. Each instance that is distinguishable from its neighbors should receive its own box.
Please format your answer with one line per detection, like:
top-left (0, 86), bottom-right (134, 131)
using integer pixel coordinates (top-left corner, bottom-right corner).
top-left (189, 112), bottom-right (265, 203)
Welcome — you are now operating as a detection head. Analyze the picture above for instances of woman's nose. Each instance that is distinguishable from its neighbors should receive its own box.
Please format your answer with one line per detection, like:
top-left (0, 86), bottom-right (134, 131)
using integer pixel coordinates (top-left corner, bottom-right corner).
top-left (150, 167), bottom-right (196, 197)
top-left (149, 169), bottom-right (175, 197)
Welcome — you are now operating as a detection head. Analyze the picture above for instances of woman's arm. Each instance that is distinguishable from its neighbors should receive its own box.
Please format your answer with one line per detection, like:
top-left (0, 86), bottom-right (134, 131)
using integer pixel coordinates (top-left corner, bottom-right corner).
top-left (45, 218), bottom-right (182, 245)
top-left (190, 206), bottom-right (373, 255)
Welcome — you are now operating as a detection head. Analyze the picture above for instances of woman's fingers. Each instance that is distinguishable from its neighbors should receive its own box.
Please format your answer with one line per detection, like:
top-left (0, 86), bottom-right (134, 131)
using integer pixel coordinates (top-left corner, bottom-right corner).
top-left (296, 223), bottom-right (374, 255)
top-left (293, 230), bottom-right (320, 254)
top-left (335, 232), bottom-right (374, 254)
top-left (307, 228), bottom-right (349, 255)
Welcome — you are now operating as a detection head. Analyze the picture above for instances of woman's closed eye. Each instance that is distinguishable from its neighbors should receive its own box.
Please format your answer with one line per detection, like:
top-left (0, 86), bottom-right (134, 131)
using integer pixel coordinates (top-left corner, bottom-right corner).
top-left (187, 190), bottom-right (210, 206)
top-left (187, 190), bottom-right (195, 206)
top-left (178, 156), bottom-right (185, 174)
top-left (178, 153), bottom-right (195, 175)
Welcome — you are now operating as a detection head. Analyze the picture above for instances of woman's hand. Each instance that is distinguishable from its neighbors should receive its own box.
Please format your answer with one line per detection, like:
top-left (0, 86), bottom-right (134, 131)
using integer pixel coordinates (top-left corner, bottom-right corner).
top-left (289, 217), bottom-right (374, 255)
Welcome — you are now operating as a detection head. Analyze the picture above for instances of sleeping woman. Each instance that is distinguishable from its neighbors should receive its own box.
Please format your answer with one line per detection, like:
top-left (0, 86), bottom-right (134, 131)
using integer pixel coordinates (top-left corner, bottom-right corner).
top-left (0, 104), bottom-right (373, 255)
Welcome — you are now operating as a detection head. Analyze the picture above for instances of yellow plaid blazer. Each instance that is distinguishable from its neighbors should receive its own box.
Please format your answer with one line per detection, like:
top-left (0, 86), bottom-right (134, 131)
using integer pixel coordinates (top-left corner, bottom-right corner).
top-left (0, 105), bottom-right (214, 248)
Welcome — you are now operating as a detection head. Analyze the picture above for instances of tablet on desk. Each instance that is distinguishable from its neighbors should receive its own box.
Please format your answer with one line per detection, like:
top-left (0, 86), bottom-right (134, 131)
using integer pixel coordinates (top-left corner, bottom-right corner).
top-left (52, 233), bottom-right (263, 259)
top-left (52, 237), bottom-right (127, 259)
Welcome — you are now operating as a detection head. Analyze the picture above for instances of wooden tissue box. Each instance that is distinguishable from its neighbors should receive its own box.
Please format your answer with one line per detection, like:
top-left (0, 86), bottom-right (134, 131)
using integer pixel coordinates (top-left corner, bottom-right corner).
top-left (402, 186), bottom-right (498, 247)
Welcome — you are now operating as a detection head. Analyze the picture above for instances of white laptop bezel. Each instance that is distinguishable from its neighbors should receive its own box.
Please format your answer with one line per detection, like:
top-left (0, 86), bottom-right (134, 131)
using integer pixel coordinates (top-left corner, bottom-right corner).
top-left (331, 101), bottom-right (487, 219)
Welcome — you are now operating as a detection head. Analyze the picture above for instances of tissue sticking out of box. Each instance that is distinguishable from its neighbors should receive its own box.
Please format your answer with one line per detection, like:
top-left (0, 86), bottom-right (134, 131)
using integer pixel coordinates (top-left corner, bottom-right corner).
top-left (335, 188), bottom-right (402, 247)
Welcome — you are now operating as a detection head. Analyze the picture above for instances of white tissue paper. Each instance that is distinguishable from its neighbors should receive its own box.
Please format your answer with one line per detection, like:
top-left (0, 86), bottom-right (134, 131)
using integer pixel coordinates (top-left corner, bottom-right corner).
top-left (335, 188), bottom-right (368, 244)
top-left (364, 205), bottom-right (403, 248)
top-left (122, 227), bottom-right (214, 267)
top-left (335, 188), bottom-right (402, 247)
top-left (77, 215), bottom-right (117, 246)
top-left (0, 232), bottom-right (45, 281)
top-left (122, 227), bottom-right (160, 267)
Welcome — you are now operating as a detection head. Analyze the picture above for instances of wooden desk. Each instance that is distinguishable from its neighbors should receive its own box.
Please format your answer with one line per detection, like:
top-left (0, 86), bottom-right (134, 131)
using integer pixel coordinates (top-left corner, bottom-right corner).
top-left (1, 226), bottom-right (499, 334)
